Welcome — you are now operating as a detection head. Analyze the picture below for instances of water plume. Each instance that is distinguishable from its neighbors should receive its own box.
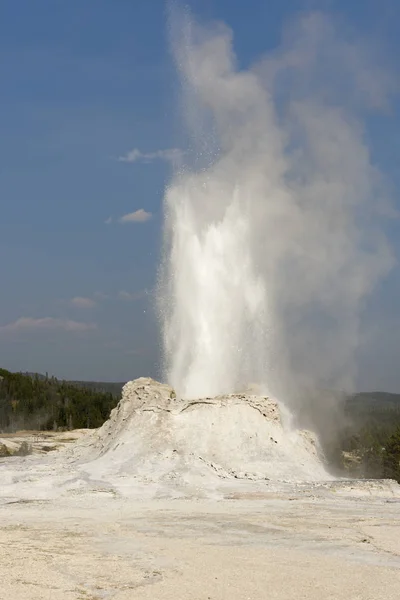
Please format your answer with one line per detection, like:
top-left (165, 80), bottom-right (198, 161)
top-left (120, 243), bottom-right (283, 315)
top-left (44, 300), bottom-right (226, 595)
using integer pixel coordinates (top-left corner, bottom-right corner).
top-left (159, 9), bottom-right (395, 404)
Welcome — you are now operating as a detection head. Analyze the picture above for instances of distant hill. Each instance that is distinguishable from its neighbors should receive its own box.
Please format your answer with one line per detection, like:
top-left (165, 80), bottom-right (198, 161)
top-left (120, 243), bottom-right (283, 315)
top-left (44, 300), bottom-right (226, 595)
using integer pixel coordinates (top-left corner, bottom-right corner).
top-left (19, 372), bottom-right (125, 398)
top-left (344, 392), bottom-right (400, 428)
top-left (347, 391), bottom-right (400, 410)
top-left (15, 372), bottom-right (400, 415)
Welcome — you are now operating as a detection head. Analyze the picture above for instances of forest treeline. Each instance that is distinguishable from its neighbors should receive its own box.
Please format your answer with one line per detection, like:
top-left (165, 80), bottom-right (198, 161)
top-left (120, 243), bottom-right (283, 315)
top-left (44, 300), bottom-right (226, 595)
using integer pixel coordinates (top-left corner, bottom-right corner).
top-left (337, 392), bottom-right (400, 482)
top-left (0, 368), bottom-right (400, 482)
top-left (0, 368), bottom-right (119, 432)
top-left (302, 391), bottom-right (400, 483)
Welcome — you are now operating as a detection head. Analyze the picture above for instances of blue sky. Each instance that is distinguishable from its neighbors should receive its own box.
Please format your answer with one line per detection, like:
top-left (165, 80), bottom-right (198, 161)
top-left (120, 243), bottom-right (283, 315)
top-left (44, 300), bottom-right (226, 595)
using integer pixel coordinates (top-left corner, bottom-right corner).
top-left (0, 0), bottom-right (400, 390)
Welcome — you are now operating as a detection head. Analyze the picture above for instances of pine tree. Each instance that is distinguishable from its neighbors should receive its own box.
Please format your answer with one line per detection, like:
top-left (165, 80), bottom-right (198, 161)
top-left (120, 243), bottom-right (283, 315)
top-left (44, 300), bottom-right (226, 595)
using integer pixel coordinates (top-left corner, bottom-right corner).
top-left (382, 428), bottom-right (400, 482)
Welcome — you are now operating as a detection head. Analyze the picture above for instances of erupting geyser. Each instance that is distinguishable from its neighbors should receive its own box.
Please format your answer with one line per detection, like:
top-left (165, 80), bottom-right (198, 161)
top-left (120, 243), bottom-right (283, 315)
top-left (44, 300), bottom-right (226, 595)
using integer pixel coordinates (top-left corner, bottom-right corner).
top-left (159, 10), bottom-right (393, 403)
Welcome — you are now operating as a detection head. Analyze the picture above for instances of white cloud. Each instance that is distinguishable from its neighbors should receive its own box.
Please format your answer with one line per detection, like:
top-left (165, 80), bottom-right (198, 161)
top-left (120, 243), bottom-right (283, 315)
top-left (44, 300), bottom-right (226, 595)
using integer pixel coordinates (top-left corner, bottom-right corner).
top-left (71, 296), bottom-right (96, 309)
top-left (0, 317), bottom-right (97, 334)
top-left (118, 147), bottom-right (183, 164)
top-left (119, 209), bottom-right (153, 223)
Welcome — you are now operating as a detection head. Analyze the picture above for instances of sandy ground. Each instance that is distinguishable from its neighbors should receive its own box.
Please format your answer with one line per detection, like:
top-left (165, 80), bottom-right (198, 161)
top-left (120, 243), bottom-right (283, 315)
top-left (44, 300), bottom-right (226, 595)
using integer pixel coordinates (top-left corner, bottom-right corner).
top-left (1, 478), bottom-right (400, 599)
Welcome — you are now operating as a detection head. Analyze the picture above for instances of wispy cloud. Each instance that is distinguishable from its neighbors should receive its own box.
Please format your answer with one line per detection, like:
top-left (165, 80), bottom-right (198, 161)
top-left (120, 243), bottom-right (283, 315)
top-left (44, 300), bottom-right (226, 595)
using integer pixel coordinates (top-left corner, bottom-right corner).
top-left (119, 209), bottom-right (153, 224)
top-left (70, 296), bottom-right (96, 309)
top-left (105, 209), bottom-right (153, 225)
top-left (118, 147), bottom-right (183, 164)
top-left (0, 317), bottom-right (97, 334)
top-left (118, 289), bottom-right (149, 301)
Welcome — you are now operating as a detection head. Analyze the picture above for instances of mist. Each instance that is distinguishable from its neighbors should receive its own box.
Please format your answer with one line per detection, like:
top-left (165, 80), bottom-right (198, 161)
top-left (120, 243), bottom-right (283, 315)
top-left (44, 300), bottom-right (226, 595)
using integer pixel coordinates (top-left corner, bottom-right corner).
top-left (159, 8), bottom-right (396, 412)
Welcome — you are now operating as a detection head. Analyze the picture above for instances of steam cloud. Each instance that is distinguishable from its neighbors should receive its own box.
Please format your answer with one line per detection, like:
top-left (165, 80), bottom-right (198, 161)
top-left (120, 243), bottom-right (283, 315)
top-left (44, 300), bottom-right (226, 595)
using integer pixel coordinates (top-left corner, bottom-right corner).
top-left (159, 9), bottom-right (395, 404)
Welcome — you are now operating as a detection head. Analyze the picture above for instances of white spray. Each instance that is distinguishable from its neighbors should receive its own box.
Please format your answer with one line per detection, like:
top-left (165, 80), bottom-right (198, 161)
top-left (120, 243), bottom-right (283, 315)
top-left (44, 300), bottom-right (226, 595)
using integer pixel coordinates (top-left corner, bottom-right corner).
top-left (159, 10), bottom-right (394, 402)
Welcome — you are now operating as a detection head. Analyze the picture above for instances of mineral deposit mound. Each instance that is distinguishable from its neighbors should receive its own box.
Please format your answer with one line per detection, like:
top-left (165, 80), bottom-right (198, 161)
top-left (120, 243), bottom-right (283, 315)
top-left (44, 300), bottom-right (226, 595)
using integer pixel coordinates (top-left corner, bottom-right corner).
top-left (76, 378), bottom-right (331, 490)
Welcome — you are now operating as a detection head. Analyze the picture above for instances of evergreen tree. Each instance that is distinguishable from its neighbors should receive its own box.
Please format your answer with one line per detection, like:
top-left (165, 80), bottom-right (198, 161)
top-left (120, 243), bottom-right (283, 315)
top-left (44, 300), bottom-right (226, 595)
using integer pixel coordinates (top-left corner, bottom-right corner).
top-left (382, 428), bottom-right (400, 482)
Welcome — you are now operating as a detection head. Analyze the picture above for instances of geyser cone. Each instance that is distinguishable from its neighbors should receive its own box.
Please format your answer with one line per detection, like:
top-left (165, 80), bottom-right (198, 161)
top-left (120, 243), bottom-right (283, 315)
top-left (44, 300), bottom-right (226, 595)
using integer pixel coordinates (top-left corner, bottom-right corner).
top-left (77, 378), bottom-right (330, 487)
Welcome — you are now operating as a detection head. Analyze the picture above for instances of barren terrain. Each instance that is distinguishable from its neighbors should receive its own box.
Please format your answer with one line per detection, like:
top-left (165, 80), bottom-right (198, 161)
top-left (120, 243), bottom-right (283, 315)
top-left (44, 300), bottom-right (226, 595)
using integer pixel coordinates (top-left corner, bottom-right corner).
top-left (1, 379), bottom-right (399, 599)
top-left (1, 488), bottom-right (400, 600)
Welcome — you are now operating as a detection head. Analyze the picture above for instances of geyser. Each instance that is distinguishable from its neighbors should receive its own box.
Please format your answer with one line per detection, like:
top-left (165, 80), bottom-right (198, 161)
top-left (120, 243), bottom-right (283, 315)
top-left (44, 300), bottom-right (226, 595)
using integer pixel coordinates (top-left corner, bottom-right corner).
top-left (76, 378), bottom-right (331, 486)
top-left (160, 10), bottom-right (394, 402)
